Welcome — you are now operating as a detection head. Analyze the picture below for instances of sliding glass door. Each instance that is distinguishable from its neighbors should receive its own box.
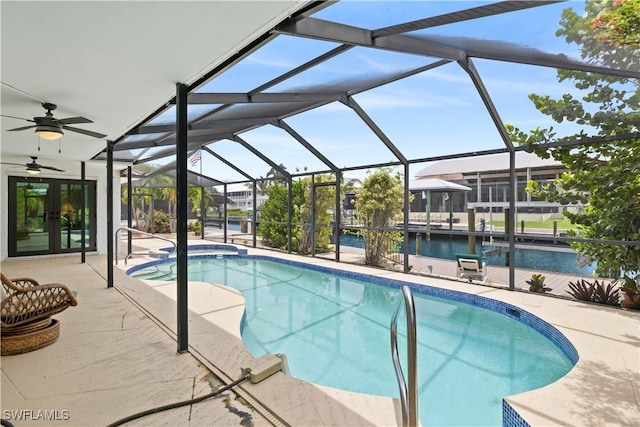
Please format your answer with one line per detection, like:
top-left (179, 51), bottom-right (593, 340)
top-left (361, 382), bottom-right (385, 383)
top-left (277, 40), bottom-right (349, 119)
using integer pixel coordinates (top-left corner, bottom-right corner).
top-left (8, 177), bottom-right (97, 256)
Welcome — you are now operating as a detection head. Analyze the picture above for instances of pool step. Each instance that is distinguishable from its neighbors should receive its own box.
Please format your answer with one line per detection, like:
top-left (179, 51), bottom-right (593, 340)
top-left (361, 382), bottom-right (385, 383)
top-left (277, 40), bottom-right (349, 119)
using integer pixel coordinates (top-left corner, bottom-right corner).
top-left (125, 250), bottom-right (169, 264)
top-left (134, 270), bottom-right (175, 281)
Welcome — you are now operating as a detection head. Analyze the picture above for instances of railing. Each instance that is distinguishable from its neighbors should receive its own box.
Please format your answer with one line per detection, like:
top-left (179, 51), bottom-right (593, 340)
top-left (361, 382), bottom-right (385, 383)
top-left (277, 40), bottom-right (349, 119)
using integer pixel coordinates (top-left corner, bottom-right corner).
top-left (384, 238), bottom-right (404, 265)
top-left (390, 285), bottom-right (418, 427)
top-left (115, 227), bottom-right (176, 265)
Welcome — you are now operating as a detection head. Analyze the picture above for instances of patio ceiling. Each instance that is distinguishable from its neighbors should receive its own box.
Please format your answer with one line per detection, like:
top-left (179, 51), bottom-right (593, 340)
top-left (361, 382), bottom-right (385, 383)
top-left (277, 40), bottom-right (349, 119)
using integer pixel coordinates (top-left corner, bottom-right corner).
top-left (97, 0), bottom-right (639, 185)
top-left (0, 1), bottom-right (312, 165)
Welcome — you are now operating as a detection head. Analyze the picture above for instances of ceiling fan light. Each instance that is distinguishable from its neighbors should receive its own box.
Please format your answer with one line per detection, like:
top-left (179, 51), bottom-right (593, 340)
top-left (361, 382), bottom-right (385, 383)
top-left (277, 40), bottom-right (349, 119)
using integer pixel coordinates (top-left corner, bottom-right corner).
top-left (35, 125), bottom-right (63, 140)
top-left (26, 166), bottom-right (40, 175)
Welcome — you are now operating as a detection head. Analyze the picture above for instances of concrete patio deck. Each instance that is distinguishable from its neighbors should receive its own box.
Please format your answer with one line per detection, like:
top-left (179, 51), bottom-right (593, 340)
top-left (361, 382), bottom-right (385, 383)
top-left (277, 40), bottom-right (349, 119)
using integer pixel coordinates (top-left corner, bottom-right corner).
top-left (1, 255), bottom-right (277, 426)
top-left (2, 240), bottom-right (639, 426)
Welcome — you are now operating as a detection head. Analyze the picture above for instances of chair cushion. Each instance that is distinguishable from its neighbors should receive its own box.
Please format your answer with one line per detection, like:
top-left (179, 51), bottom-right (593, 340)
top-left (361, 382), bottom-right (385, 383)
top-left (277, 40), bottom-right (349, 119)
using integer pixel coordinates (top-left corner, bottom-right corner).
top-left (458, 259), bottom-right (482, 271)
top-left (454, 253), bottom-right (483, 263)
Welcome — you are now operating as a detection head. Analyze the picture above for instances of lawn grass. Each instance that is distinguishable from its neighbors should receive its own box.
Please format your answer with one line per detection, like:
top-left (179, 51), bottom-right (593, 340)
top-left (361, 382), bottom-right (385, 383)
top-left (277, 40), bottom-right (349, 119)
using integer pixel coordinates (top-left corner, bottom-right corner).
top-left (487, 218), bottom-right (574, 230)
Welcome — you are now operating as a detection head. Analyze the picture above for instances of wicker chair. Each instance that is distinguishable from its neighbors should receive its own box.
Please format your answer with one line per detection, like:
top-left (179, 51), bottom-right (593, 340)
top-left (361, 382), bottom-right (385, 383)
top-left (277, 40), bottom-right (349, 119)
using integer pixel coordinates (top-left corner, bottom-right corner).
top-left (1, 272), bottom-right (78, 355)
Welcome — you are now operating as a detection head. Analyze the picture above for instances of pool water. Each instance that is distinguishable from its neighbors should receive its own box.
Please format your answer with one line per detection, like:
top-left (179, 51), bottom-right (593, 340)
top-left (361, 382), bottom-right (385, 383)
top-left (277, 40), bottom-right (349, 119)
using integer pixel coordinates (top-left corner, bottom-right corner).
top-left (131, 257), bottom-right (574, 426)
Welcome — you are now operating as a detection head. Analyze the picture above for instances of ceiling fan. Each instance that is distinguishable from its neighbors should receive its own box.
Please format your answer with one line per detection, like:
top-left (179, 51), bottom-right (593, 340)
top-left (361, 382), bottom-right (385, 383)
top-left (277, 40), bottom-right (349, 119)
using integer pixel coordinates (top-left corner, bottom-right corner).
top-left (1, 156), bottom-right (65, 175)
top-left (2, 102), bottom-right (106, 140)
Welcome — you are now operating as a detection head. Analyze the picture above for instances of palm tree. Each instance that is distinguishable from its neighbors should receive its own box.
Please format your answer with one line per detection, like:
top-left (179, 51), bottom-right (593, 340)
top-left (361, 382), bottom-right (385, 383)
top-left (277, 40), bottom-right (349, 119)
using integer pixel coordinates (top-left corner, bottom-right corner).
top-left (266, 163), bottom-right (287, 184)
top-left (244, 164), bottom-right (288, 196)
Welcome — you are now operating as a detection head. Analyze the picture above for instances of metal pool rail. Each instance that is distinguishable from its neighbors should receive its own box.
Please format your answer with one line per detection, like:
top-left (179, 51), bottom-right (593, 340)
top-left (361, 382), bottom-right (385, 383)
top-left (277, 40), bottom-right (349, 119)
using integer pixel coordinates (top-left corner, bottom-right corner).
top-left (390, 285), bottom-right (418, 427)
top-left (115, 227), bottom-right (176, 265)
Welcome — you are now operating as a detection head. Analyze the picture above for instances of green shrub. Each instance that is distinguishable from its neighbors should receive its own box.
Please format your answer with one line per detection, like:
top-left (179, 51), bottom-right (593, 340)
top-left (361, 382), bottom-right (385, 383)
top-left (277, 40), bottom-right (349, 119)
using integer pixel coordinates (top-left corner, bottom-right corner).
top-left (188, 220), bottom-right (201, 234)
top-left (226, 208), bottom-right (245, 217)
top-left (619, 275), bottom-right (640, 310)
top-left (567, 278), bottom-right (620, 306)
top-left (567, 279), bottom-right (595, 301)
top-left (153, 210), bottom-right (172, 234)
top-left (526, 274), bottom-right (551, 293)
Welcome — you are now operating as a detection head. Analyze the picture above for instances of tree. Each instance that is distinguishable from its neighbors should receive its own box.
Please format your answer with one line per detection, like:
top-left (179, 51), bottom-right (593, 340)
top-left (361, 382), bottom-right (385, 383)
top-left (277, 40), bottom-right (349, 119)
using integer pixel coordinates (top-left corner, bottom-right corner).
top-left (591, 0), bottom-right (640, 49)
top-left (507, 0), bottom-right (640, 279)
top-left (355, 168), bottom-right (410, 267)
top-left (187, 186), bottom-right (215, 215)
top-left (148, 174), bottom-right (176, 219)
top-left (295, 175), bottom-right (334, 255)
top-left (257, 181), bottom-right (302, 250)
top-left (257, 175), bottom-right (335, 254)
top-left (245, 164), bottom-right (288, 196)
top-left (121, 164), bottom-right (157, 229)
top-left (266, 164), bottom-right (288, 184)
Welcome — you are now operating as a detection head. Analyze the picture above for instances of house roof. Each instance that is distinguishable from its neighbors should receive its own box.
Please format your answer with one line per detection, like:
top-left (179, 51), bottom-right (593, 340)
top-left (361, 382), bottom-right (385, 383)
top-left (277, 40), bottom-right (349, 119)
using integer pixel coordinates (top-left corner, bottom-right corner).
top-left (414, 151), bottom-right (563, 178)
top-left (409, 178), bottom-right (472, 192)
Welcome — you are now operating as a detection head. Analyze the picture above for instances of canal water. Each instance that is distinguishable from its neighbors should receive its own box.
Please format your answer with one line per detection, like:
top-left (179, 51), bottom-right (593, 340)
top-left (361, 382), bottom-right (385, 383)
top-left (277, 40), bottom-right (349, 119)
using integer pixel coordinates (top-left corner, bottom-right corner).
top-left (339, 233), bottom-right (596, 276)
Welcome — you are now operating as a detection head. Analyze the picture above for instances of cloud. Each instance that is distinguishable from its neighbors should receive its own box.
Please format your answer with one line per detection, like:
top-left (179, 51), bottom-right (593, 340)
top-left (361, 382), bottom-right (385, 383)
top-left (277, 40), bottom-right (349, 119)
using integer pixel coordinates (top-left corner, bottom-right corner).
top-left (481, 75), bottom-right (575, 98)
top-left (355, 89), bottom-right (474, 110)
top-left (416, 68), bottom-right (470, 84)
top-left (352, 53), bottom-right (410, 74)
top-left (240, 130), bottom-right (293, 147)
top-left (245, 55), bottom-right (295, 69)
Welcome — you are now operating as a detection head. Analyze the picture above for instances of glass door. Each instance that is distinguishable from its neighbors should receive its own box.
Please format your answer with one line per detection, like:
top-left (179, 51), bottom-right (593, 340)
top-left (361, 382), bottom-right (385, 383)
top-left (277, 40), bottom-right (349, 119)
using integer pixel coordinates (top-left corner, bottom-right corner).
top-left (10, 178), bottom-right (52, 254)
top-left (57, 181), bottom-right (96, 251)
top-left (8, 177), bottom-right (97, 256)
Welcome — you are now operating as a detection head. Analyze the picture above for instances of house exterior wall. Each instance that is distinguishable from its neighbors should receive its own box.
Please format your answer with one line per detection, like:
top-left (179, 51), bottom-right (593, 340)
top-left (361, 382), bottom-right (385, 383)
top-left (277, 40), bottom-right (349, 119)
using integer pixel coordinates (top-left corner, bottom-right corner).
top-left (226, 190), bottom-right (268, 211)
top-left (409, 153), bottom-right (583, 225)
top-left (1, 157), bottom-right (124, 261)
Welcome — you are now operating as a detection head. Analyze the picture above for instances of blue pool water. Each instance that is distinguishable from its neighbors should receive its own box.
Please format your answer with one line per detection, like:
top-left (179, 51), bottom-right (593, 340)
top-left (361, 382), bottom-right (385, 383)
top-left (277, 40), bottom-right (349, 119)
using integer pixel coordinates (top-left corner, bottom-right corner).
top-left (340, 233), bottom-right (596, 276)
top-left (205, 220), bottom-right (241, 231)
top-left (130, 256), bottom-right (575, 426)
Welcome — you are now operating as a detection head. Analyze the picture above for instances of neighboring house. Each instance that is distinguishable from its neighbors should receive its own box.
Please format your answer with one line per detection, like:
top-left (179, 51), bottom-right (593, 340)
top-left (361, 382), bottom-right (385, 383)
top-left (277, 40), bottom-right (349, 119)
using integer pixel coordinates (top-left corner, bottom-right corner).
top-left (226, 189), bottom-right (268, 212)
top-left (226, 176), bottom-right (362, 214)
top-left (412, 152), bottom-right (578, 220)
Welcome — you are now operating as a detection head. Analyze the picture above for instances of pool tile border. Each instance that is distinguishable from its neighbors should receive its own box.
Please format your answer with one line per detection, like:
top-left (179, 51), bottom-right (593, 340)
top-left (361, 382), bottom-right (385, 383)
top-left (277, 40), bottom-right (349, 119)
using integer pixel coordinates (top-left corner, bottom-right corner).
top-left (502, 400), bottom-right (530, 427)
top-left (158, 243), bottom-right (248, 255)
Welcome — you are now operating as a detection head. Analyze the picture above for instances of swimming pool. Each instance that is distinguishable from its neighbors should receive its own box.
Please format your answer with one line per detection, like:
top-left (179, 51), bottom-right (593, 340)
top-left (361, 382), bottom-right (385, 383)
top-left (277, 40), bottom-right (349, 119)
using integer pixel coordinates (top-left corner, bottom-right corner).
top-left (129, 255), bottom-right (576, 426)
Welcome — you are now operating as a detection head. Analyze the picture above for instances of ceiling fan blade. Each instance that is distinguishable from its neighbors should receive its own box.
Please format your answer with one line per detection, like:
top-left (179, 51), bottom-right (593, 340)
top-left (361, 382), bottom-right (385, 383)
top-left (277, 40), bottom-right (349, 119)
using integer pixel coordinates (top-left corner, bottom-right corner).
top-left (39, 165), bottom-right (66, 172)
top-left (1, 114), bottom-right (34, 122)
top-left (0, 162), bottom-right (28, 167)
top-left (62, 125), bottom-right (106, 139)
top-left (7, 125), bottom-right (36, 132)
top-left (58, 116), bottom-right (93, 125)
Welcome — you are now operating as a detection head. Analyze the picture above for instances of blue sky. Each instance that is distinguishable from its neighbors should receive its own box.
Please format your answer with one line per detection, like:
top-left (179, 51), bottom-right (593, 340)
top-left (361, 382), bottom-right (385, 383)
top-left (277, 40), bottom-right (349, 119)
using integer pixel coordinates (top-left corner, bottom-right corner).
top-left (144, 1), bottom-right (606, 186)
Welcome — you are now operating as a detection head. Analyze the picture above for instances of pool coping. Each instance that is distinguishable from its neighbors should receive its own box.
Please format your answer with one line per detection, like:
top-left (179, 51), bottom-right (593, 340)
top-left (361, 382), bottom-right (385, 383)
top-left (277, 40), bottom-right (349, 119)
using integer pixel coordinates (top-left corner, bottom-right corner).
top-left (118, 246), bottom-right (640, 427)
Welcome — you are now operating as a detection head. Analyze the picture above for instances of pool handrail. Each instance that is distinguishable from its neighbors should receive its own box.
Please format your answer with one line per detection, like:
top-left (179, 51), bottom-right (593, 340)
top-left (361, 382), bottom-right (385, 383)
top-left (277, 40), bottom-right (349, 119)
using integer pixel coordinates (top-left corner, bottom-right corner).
top-left (390, 285), bottom-right (418, 427)
top-left (115, 227), bottom-right (177, 265)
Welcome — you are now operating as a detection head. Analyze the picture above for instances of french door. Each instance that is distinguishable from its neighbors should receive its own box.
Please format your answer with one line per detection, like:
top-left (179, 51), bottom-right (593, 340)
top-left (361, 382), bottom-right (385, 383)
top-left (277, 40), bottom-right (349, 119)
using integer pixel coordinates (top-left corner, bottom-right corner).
top-left (8, 177), bottom-right (97, 256)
